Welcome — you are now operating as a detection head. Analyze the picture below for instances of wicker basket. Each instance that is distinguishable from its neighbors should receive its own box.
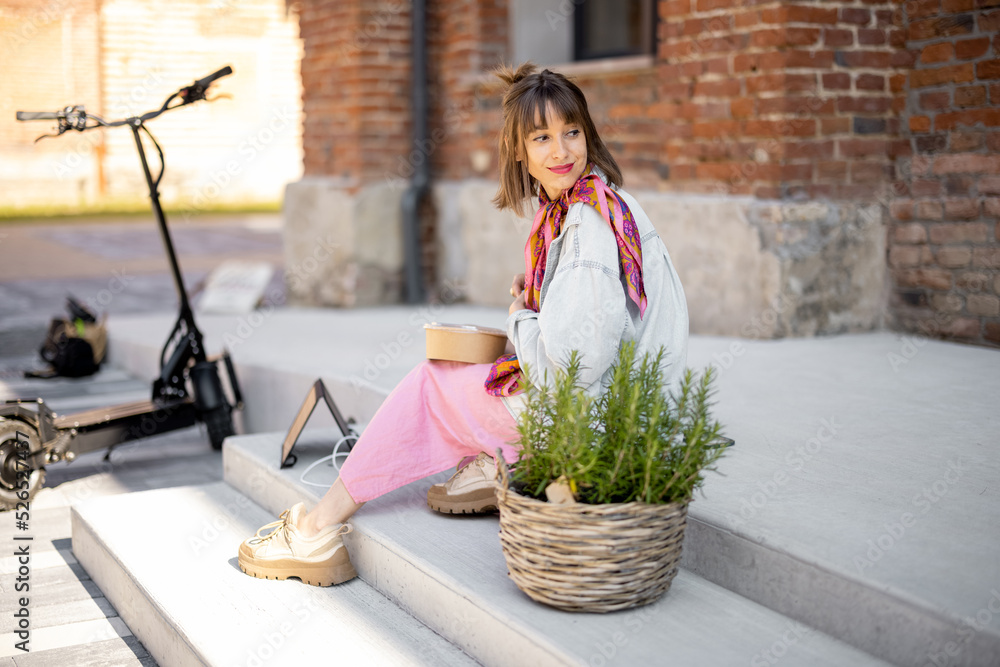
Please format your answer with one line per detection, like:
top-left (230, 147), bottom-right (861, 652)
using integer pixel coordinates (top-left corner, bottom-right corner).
top-left (495, 458), bottom-right (689, 613)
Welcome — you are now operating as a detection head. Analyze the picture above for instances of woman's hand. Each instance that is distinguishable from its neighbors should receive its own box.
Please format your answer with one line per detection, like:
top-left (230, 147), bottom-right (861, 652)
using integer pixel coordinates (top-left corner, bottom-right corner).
top-left (508, 291), bottom-right (527, 315)
top-left (509, 273), bottom-right (527, 315)
top-left (510, 273), bottom-right (525, 297)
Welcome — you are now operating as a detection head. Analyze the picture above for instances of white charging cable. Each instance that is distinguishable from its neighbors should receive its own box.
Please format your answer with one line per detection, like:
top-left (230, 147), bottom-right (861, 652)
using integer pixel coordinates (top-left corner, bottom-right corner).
top-left (298, 431), bottom-right (358, 488)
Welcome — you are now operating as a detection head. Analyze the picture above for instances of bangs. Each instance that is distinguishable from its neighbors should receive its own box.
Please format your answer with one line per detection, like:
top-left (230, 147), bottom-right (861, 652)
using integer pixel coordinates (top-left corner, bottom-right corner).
top-left (516, 86), bottom-right (586, 139)
top-left (492, 63), bottom-right (623, 216)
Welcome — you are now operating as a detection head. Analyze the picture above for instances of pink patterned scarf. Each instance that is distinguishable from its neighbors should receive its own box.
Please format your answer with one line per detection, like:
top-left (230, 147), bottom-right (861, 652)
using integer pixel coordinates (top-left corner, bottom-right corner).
top-left (485, 164), bottom-right (647, 396)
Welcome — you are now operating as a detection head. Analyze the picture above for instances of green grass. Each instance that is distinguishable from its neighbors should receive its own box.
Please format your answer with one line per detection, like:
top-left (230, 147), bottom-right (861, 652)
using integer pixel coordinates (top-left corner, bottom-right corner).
top-left (0, 200), bottom-right (282, 223)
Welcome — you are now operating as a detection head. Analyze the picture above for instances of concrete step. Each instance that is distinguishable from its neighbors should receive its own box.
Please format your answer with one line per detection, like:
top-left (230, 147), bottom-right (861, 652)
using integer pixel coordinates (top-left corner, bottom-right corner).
top-left (681, 334), bottom-right (1000, 667)
top-left (104, 306), bottom-right (516, 436)
top-left (70, 482), bottom-right (478, 667)
top-left (223, 429), bottom-right (889, 667)
top-left (105, 306), bottom-right (1000, 666)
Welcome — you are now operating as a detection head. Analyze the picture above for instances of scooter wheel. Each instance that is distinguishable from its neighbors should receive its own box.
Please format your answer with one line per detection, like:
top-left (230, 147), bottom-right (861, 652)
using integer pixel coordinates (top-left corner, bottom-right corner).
top-left (0, 418), bottom-right (47, 511)
top-left (204, 404), bottom-right (234, 451)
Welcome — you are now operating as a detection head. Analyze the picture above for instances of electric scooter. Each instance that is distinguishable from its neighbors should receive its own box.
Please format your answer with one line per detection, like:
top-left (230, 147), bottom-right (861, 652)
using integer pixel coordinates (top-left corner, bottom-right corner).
top-left (1, 67), bottom-right (244, 510)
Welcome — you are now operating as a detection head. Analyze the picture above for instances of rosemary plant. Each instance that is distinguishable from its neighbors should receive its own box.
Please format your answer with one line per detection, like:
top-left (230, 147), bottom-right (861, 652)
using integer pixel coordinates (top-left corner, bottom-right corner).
top-left (511, 343), bottom-right (727, 505)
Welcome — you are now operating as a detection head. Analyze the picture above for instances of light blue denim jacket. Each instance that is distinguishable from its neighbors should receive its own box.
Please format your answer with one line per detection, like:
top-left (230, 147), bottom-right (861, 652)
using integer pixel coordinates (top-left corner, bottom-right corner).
top-left (502, 180), bottom-right (689, 421)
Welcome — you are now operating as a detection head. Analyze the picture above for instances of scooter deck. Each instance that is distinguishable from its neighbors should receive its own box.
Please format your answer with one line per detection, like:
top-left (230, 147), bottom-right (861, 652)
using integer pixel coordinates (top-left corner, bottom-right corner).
top-left (53, 398), bottom-right (199, 455)
top-left (53, 399), bottom-right (177, 429)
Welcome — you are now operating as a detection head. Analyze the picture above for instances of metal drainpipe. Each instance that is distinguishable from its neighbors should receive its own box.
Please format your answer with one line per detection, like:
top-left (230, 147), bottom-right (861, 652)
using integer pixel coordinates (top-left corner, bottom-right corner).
top-left (402, 0), bottom-right (428, 304)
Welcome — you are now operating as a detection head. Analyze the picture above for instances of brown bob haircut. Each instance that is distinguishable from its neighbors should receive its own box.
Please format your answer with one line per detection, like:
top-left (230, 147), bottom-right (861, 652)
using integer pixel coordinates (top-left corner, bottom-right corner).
top-left (492, 62), bottom-right (623, 217)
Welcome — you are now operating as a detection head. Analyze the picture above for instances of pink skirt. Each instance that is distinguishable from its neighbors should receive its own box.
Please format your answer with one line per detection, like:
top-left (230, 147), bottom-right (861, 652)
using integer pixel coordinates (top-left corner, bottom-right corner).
top-left (337, 360), bottom-right (520, 503)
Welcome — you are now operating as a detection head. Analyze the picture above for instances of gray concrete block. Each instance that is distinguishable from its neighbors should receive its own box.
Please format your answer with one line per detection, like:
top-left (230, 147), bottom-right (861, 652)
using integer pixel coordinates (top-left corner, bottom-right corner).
top-left (679, 332), bottom-right (1000, 667)
top-left (283, 178), bottom-right (404, 307)
top-left (425, 184), bottom-right (886, 337)
top-left (71, 483), bottom-right (477, 666)
top-left (225, 434), bottom-right (889, 667)
top-left (101, 306), bottom-right (999, 666)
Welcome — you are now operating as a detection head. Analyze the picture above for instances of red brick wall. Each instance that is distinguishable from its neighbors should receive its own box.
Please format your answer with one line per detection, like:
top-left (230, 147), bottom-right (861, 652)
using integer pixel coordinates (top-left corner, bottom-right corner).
top-left (657, 0), bottom-right (908, 199)
top-left (562, 67), bottom-right (666, 191)
top-left (888, 0), bottom-right (1000, 346)
top-left (299, 0), bottom-right (412, 185)
top-left (441, 0), bottom-right (912, 199)
top-left (427, 0), bottom-right (507, 181)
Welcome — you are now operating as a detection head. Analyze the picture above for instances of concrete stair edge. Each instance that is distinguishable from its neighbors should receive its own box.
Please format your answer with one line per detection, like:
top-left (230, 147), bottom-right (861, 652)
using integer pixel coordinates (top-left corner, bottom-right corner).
top-left (222, 431), bottom-right (573, 666)
top-left (227, 425), bottom-right (1000, 667)
top-left (222, 432), bottom-right (894, 667)
top-left (70, 483), bottom-right (483, 667)
top-left (109, 320), bottom-right (998, 666)
top-left (71, 506), bottom-right (204, 667)
top-left (682, 515), bottom-right (1000, 667)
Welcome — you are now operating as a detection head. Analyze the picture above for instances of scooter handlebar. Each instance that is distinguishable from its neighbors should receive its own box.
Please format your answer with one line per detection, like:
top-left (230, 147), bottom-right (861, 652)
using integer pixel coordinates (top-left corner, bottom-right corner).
top-left (194, 66), bottom-right (233, 90)
top-left (16, 111), bottom-right (60, 121)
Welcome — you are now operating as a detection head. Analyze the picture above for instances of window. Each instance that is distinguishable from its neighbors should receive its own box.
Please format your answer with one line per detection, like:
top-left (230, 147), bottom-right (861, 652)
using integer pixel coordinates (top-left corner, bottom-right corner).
top-left (574, 0), bottom-right (654, 61)
top-left (510, 0), bottom-right (654, 67)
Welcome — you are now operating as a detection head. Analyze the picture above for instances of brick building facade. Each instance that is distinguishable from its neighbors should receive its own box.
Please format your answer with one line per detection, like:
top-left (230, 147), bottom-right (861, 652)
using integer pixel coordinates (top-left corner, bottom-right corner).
top-left (287, 0), bottom-right (998, 346)
top-left (889, 1), bottom-right (1000, 345)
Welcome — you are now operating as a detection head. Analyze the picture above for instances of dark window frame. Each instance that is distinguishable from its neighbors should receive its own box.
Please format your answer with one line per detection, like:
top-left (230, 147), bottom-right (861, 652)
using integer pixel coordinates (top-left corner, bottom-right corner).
top-left (573, 0), bottom-right (656, 62)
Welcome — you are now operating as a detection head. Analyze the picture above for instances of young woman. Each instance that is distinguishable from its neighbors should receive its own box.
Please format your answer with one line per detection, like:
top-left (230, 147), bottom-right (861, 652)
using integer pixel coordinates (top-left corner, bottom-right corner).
top-left (237, 63), bottom-right (689, 586)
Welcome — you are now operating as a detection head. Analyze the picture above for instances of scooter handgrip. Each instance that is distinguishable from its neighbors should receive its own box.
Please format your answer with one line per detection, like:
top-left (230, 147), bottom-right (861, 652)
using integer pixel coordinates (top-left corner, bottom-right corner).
top-left (195, 66), bottom-right (233, 89)
top-left (16, 111), bottom-right (60, 121)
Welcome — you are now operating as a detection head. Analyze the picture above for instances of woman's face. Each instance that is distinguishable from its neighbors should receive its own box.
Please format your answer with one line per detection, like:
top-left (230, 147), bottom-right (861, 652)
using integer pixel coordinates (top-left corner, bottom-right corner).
top-left (522, 102), bottom-right (588, 200)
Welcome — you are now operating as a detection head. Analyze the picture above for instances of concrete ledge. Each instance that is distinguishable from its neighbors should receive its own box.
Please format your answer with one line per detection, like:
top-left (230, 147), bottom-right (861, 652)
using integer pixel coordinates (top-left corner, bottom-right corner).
top-left (71, 483), bottom-right (477, 666)
top-left (431, 183), bottom-right (886, 336)
top-left (283, 178), bottom-right (405, 307)
top-left (71, 504), bottom-right (201, 666)
top-left (104, 307), bottom-right (1000, 666)
top-left (224, 430), bottom-right (889, 667)
top-left (106, 305), bottom-right (507, 435)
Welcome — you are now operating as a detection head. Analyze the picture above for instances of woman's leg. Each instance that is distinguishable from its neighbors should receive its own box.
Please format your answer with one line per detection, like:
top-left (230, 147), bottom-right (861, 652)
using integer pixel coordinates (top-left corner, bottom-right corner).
top-left (297, 478), bottom-right (363, 537)
top-left (298, 360), bottom-right (517, 534)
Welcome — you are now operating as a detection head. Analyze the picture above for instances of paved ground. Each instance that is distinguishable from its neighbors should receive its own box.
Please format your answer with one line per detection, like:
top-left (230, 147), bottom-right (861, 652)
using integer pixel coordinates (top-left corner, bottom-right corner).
top-left (0, 212), bottom-right (284, 351)
top-left (0, 214), bottom-right (284, 665)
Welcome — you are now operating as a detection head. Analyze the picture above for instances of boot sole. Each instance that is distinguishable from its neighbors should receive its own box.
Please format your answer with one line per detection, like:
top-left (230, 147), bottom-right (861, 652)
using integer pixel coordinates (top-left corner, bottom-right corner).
top-left (238, 545), bottom-right (357, 587)
top-left (426, 486), bottom-right (498, 514)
